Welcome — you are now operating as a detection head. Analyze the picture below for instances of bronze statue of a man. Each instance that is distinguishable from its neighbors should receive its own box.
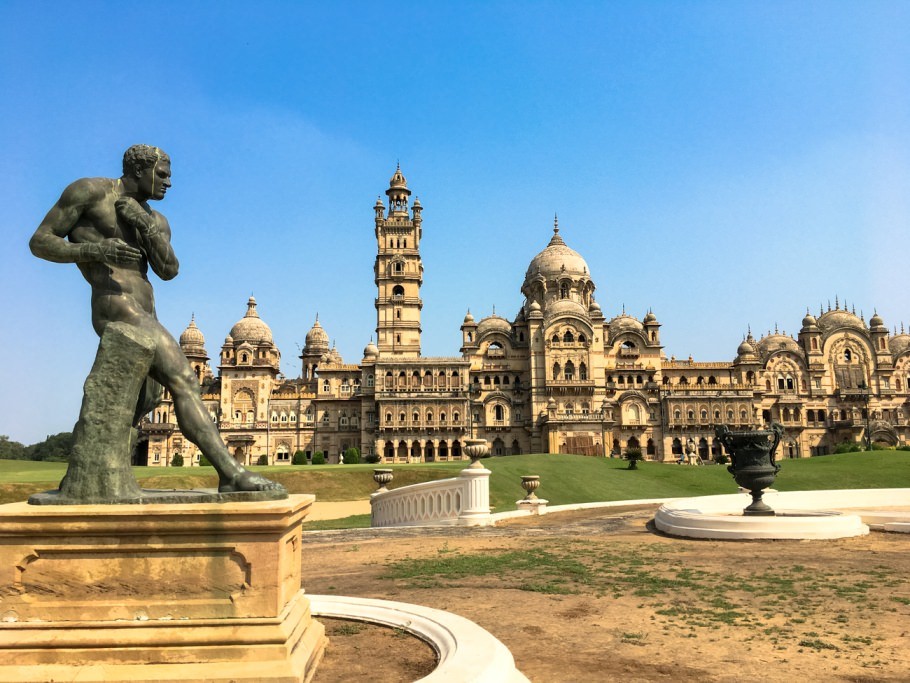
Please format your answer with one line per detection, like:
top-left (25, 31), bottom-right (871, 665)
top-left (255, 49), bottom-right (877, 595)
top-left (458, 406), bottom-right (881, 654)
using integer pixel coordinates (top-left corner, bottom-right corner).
top-left (30, 145), bottom-right (285, 497)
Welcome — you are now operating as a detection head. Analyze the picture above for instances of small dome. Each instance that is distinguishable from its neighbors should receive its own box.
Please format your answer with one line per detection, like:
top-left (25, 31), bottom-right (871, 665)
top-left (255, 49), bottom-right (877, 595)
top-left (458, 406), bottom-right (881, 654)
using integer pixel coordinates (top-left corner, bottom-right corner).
top-left (737, 338), bottom-right (756, 357)
top-left (528, 300), bottom-right (541, 313)
top-left (304, 316), bottom-right (330, 354)
top-left (756, 334), bottom-right (802, 359)
top-left (389, 165), bottom-right (408, 189)
top-left (643, 310), bottom-right (657, 324)
top-left (870, 311), bottom-right (885, 328)
top-left (802, 311), bottom-right (818, 329)
top-left (363, 339), bottom-right (379, 359)
top-left (229, 297), bottom-right (274, 345)
top-left (463, 310), bottom-right (475, 324)
top-left (546, 298), bottom-right (588, 320)
top-left (522, 222), bottom-right (591, 293)
top-left (608, 314), bottom-right (644, 336)
top-left (476, 314), bottom-right (512, 337)
top-left (889, 333), bottom-right (910, 357)
top-left (223, 334), bottom-right (233, 345)
top-left (589, 300), bottom-right (603, 314)
top-left (179, 315), bottom-right (205, 350)
top-left (328, 343), bottom-right (343, 364)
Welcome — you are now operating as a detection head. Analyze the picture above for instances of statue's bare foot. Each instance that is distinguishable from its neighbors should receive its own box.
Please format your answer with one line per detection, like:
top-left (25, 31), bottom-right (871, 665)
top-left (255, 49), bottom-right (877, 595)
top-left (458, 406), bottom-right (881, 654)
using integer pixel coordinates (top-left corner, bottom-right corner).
top-left (219, 469), bottom-right (287, 495)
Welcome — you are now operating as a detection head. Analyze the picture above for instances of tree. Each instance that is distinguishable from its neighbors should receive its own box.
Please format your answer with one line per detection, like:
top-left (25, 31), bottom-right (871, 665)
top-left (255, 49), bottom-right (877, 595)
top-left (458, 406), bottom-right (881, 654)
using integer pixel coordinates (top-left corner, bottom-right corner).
top-left (256, 454), bottom-right (269, 465)
top-left (27, 432), bottom-right (74, 462)
top-left (171, 452), bottom-right (184, 467)
top-left (292, 450), bottom-right (307, 465)
top-left (343, 447), bottom-right (360, 464)
top-left (0, 435), bottom-right (27, 460)
top-left (311, 451), bottom-right (325, 465)
top-left (625, 447), bottom-right (644, 470)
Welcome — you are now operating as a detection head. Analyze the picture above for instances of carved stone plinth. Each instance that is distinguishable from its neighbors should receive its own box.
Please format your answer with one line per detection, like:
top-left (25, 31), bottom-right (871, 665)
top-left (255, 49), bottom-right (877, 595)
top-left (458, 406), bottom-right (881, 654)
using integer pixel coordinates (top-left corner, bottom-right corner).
top-left (0, 495), bottom-right (326, 682)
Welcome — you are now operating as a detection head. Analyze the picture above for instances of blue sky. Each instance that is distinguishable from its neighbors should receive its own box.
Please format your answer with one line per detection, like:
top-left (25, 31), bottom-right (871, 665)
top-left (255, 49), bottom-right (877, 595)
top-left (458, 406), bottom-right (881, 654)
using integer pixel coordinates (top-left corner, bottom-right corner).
top-left (2, 2), bottom-right (908, 444)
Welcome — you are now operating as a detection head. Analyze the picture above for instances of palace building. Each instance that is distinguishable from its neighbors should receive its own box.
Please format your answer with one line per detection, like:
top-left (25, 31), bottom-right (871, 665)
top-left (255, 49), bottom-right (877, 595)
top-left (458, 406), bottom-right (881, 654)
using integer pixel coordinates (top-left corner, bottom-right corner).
top-left (139, 168), bottom-right (910, 466)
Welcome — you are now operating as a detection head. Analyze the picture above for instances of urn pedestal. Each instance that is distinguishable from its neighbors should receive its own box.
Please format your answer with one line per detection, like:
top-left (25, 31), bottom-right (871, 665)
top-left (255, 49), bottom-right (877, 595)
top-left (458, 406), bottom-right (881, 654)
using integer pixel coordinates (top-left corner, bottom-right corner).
top-left (716, 423), bottom-right (783, 516)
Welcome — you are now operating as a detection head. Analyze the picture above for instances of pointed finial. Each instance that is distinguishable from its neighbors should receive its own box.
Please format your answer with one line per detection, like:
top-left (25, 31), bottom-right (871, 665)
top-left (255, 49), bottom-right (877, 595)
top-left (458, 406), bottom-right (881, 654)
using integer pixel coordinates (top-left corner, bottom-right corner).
top-left (492, 304), bottom-right (496, 315)
top-left (835, 295), bottom-right (840, 309)
top-left (553, 213), bottom-right (559, 234)
top-left (903, 322), bottom-right (906, 334)
top-left (820, 303), bottom-right (824, 316)
top-left (827, 300), bottom-right (832, 312)
top-left (622, 303), bottom-right (626, 315)
top-left (774, 323), bottom-right (779, 334)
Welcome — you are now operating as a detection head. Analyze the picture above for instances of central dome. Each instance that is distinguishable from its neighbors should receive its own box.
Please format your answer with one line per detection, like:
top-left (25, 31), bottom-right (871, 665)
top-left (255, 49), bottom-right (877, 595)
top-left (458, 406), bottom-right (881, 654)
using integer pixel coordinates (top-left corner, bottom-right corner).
top-left (522, 224), bottom-right (590, 292)
top-left (229, 296), bottom-right (274, 345)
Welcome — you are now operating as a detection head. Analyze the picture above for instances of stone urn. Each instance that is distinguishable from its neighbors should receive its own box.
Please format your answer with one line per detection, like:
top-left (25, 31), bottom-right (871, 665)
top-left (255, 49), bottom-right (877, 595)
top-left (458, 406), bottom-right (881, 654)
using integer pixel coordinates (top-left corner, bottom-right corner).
top-left (715, 423), bottom-right (783, 516)
top-left (463, 438), bottom-right (489, 468)
top-left (372, 468), bottom-right (394, 492)
top-left (520, 475), bottom-right (541, 500)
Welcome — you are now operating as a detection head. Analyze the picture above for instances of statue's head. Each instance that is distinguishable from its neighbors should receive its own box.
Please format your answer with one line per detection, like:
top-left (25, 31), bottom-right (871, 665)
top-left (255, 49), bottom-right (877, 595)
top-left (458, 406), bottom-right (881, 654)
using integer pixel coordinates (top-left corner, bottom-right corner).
top-left (122, 145), bottom-right (171, 200)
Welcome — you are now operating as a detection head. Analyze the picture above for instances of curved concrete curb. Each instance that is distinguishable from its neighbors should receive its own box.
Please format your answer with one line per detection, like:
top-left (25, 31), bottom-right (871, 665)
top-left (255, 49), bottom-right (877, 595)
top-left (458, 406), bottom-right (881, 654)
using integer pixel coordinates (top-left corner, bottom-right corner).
top-left (654, 488), bottom-right (910, 540)
top-left (309, 594), bottom-right (529, 683)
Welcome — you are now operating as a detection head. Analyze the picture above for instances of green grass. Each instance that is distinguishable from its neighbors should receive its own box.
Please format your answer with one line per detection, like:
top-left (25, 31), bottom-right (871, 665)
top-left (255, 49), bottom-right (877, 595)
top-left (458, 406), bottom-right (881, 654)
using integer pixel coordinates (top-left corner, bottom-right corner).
top-left (1, 449), bottom-right (907, 509)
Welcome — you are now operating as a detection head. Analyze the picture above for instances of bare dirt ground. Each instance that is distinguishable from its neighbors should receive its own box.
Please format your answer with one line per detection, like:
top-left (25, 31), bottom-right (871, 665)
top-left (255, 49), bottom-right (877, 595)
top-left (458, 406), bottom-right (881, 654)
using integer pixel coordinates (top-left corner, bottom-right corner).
top-left (305, 506), bottom-right (909, 683)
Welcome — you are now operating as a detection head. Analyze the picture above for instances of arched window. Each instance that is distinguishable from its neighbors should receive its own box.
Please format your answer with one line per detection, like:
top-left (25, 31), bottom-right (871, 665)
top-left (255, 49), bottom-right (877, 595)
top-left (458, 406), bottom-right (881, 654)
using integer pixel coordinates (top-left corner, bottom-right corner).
top-left (563, 330), bottom-right (574, 343)
top-left (367, 374), bottom-right (374, 387)
top-left (552, 334), bottom-right (560, 343)
top-left (579, 363), bottom-right (588, 381)
top-left (413, 411), bottom-right (419, 423)
top-left (453, 412), bottom-right (460, 423)
top-left (494, 405), bottom-right (504, 421)
top-left (484, 375), bottom-right (491, 385)
top-left (560, 283), bottom-right (569, 299)
top-left (440, 412), bottom-right (447, 422)
top-left (688, 409), bottom-right (695, 420)
top-left (844, 348), bottom-right (852, 362)
top-left (399, 412), bottom-right (405, 423)
top-left (701, 409), bottom-right (708, 421)
top-left (552, 363), bottom-right (561, 380)
top-left (674, 409), bottom-right (681, 420)
top-left (578, 334), bottom-right (587, 344)
top-left (564, 361), bottom-right (575, 380)
top-left (564, 402), bottom-right (575, 415)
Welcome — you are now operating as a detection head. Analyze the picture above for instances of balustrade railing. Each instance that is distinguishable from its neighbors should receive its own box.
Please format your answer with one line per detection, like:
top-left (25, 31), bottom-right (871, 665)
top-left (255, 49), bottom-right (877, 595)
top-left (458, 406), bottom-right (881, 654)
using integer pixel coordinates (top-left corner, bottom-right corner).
top-left (370, 467), bottom-right (491, 527)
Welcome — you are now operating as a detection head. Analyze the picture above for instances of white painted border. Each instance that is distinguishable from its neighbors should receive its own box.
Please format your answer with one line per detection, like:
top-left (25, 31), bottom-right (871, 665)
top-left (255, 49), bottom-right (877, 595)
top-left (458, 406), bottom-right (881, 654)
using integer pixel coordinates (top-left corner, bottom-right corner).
top-left (310, 594), bottom-right (529, 683)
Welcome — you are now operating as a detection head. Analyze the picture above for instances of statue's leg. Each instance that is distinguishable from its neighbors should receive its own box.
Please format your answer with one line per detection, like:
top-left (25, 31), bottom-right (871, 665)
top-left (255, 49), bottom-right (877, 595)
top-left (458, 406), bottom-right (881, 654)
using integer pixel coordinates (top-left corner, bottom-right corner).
top-left (147, 322), bottom-right (285, 494)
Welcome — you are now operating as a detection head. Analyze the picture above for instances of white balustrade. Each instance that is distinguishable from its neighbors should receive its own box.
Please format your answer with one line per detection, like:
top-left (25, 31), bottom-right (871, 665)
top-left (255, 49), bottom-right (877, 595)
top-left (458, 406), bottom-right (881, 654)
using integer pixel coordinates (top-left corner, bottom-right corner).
top-left (370, 467), bottom-right (492, 527)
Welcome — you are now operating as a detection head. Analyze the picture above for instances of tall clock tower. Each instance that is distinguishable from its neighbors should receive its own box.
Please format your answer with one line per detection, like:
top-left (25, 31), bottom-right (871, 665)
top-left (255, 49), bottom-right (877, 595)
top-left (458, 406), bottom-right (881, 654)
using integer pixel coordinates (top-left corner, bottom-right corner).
top-left (374, 165), bottom-right (423, 357)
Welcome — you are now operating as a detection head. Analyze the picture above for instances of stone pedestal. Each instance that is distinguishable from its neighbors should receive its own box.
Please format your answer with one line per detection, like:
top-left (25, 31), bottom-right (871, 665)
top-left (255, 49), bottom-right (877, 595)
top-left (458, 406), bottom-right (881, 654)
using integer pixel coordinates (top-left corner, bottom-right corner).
top-left (516, 498), bottom-right (549, 515)
top-left (0, 495), bottom-right (326, 682)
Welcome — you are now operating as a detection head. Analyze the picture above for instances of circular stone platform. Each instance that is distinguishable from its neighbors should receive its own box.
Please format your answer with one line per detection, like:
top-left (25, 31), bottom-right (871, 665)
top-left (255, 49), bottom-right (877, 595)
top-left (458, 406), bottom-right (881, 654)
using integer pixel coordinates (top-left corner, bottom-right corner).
top-left (653, 489), bottom-right (910, 540)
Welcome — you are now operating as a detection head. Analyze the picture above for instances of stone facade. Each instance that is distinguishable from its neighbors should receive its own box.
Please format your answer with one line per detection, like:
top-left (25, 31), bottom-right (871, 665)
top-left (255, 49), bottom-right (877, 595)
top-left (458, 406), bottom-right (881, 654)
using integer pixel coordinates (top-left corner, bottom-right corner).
top-left (139, 169), bottom-right (910, 465)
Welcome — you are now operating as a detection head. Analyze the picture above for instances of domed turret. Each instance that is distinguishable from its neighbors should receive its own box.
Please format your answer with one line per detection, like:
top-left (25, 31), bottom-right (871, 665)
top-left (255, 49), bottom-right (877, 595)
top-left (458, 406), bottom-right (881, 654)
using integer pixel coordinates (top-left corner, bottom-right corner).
top-left (179, 315), bottom-right (206, 353)
top-left (229, 296), bottom-right (274, 345)
top-left (463, 309), bottom-right (475, 324)
top-left (304, 316), bottom-right (330, 355)
top-left (363, 338), bottom-right (379, 360)
top-left (870, 310), bottom-right (885, 329)
top-left (817, 306), bottom-right (866, 336)
top-left (756, 333), bottom-right (803, 360)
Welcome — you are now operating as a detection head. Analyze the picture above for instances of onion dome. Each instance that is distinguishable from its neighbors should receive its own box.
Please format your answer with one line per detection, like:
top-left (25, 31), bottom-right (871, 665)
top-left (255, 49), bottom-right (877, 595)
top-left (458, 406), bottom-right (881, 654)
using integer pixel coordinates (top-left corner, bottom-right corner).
top-left (870, 311), bottom-right (885, 329)
top-left (527, 300), bottom-right (542, 318)
top-left (801, 310), bottom-right (818, 329)
top-left (476, 314), bottom-right (512, 337)
top-left (589, 300), bottom-right (603, 315)
top-left (736, 337), bottom-right (756, 358)
top-left (522, 220), bottom-right (591, 292)
top-left (328, 342), bottom-right (343, 364)
top-left (463, 309), bottom-right (475, 324)
top-left (643, 310), bottom-right (658, 324)
top-left (179, 315), bottom-right (206, 352)
top-left (363, 338), bottom-right (379, 359)
top-left (223, 334), bottom-right (233, 346)
top-left (304, 316), bottom-right (330, 354)
top-left (229, 296), bottom-right (274, 345)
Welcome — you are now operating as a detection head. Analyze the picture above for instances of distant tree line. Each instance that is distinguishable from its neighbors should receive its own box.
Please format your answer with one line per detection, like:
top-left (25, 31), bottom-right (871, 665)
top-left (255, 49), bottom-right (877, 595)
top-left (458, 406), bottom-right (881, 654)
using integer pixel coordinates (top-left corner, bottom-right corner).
top-left (0, 433), bottom-right (73, 462)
